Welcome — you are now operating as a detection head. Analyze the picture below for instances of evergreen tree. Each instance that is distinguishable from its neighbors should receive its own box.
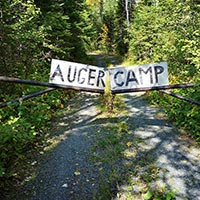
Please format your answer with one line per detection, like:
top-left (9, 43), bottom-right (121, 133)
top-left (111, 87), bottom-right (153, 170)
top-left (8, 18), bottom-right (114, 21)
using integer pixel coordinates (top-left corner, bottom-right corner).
top-left (62, 0), bottom-right (88, 60)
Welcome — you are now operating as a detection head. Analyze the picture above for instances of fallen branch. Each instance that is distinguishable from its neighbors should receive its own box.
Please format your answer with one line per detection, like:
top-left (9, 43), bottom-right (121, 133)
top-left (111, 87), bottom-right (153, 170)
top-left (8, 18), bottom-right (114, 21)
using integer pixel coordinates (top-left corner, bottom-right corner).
top-left (111, 83), bottom-right (196, 94)
top-left (0, 76), bottom-right (104, 94)
top-left (159, 90), bottom-right (200, 106)
top-left (0, 88), bottom-right (56, 108)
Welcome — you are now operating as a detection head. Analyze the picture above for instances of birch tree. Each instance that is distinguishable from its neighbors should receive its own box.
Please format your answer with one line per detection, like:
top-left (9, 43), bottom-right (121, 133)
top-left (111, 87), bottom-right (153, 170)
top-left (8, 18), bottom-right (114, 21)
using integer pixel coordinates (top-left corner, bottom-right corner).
top-left (125, 0), bottom-right (130, 27)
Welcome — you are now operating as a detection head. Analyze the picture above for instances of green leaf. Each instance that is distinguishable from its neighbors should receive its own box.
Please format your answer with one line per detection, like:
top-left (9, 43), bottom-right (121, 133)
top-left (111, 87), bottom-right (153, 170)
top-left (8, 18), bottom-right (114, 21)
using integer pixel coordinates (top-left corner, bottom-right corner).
top-left (166, 191), bottom-right (175, 200)
top-left (142, 190), bottom-right (153, 200)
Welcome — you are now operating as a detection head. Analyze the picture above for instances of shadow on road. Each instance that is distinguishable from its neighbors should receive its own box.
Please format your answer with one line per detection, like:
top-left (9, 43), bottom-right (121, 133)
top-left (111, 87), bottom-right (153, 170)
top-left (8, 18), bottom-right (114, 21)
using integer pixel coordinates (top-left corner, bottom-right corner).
top-left (114, 93), bottom-right (200, 200)
top-left (11, 93), bottom-right (106, 200)
top-left (13, 92), bottom-right (200, 200)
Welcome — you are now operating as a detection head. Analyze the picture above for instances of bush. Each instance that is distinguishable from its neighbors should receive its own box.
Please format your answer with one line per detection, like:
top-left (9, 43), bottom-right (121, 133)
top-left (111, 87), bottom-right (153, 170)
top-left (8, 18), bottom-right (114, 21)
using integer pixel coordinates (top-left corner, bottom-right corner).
top-left (127, 0), bottom-right (200, 139)
top-left (0, 89), bottom-right (71, 178)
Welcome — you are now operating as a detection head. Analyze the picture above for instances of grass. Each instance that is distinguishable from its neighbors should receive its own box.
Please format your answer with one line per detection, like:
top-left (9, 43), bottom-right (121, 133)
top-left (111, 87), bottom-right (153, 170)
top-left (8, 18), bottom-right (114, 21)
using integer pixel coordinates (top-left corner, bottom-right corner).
top-left (86, 52), bottom-right (177, 199)
top-left (91, 93), bottom-right (176, 200)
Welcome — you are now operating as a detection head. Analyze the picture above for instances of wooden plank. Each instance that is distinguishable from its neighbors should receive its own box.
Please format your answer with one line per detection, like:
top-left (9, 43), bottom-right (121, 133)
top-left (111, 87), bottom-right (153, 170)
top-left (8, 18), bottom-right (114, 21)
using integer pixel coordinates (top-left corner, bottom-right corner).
top-left (50, 59), bottom-right (106, 91)
top-left (109, 62), bottom-right (168, 92)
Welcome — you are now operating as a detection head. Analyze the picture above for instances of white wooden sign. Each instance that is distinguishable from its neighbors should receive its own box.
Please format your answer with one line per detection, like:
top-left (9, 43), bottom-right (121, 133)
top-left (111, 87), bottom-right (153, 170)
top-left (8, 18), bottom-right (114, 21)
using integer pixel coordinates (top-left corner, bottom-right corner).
top-left (49, 59), bottom-right (168, 93)
top-left (109, 62), bottom-right (168, 92)
top-left (49, 59), bottom-right (106, 92)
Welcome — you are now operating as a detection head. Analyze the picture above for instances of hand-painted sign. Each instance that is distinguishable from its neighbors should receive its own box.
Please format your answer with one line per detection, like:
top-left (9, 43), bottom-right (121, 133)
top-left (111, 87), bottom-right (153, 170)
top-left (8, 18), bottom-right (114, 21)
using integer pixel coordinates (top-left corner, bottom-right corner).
top-left (49, 59), bottom-right (106, 92)
top-left (49, 59), bottom-right (168, 94)
top-left (109, 62), bottom-right (168, 92)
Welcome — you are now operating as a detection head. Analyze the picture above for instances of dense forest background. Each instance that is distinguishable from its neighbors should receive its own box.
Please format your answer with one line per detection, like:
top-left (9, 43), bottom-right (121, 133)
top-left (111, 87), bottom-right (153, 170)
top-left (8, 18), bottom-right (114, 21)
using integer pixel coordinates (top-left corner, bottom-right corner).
top-left (0, 0), bottom-right (200, 183)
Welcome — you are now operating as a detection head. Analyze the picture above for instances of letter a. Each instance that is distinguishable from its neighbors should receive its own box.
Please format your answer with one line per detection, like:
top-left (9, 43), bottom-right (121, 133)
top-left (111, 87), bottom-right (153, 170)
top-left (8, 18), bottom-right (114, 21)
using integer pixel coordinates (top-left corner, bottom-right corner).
top-left (50, 65), bottom-right (64, 82)
top-left (125, 70), bottom-right (139, 86)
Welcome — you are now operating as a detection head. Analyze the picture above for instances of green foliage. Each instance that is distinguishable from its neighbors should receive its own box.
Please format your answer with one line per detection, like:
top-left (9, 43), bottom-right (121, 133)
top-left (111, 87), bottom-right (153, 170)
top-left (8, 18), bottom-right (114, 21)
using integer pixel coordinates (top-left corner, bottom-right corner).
top-left (1, 0), bottom-right (89, 79)
top-left (141, 189), bottom-right (175, 200)
top-left (127, 0), bottom-right (200, 139)
top-left (91, 120), bottom-right (132, 199)
top-left (1, 0), bottom-right (43, 78)
top-left (147, 88), bottom-right (200, 140)
top-left (142, 190), bottom-right (153, 200)
top-left (113, 0), bottom-right (130, 55)
top-left (98, 24), bottom-right (111, 53)
top-left (86, 0), bottom-right (129, 54)
top-left (0, 90), bottom-right (70, 178)
top-left (0, 0), bottom-right (89, 182)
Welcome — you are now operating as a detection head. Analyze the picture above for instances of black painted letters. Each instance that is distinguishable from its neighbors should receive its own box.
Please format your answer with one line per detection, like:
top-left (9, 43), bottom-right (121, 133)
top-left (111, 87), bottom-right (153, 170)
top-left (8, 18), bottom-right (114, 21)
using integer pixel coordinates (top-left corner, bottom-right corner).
top-left (114, 71), bottom-right (124, 87)
top-left (125, 70), bottom-right (139, 86)
top-left (50, 65), bottom-right (64, 82)
top-left (154, 66), bottom-right (164, 83)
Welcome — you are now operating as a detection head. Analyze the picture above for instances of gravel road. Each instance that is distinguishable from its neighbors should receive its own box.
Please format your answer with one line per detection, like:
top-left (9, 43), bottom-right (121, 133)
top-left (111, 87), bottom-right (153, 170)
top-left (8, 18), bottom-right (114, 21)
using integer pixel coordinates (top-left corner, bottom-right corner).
top-left (11, 55), bottom-right (200, 200)
top-left (122, 93), bottom-right (200, 200)
top-left (14, 93), bottom-right (105, 200)
top-left (13, 91), bottom-right (200, 200)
